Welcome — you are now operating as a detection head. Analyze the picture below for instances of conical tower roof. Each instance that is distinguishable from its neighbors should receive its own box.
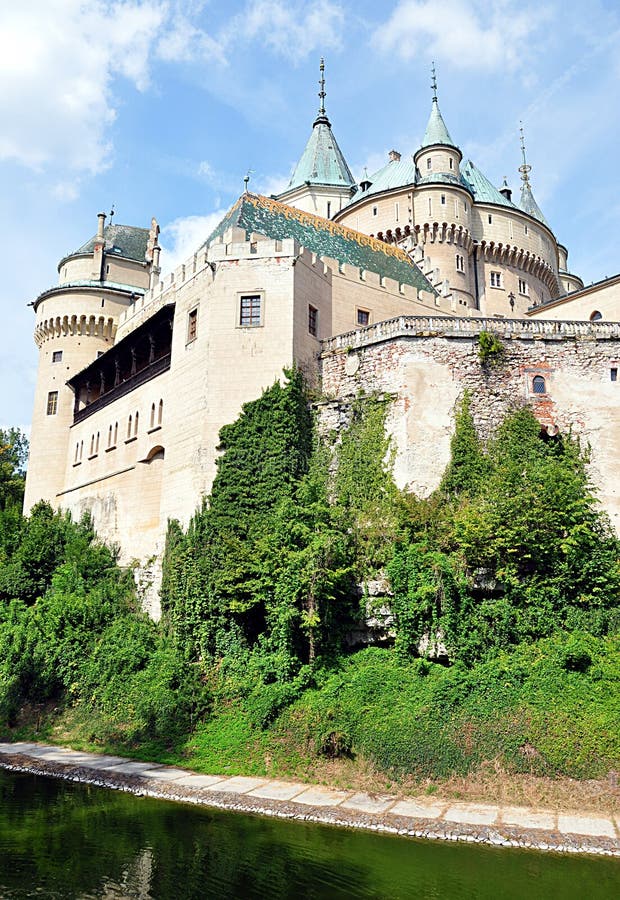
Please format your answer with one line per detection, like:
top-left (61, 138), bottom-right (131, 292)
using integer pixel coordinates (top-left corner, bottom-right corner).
top-left (421, 98), bottom-right (456, 148)
top-left (282, 60), bottom-right (355, 192)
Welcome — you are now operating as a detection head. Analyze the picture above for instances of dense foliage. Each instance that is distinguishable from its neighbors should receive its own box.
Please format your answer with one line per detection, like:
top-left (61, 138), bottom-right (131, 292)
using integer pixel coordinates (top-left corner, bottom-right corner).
top-left (1, 377), bottom-right (619, 785)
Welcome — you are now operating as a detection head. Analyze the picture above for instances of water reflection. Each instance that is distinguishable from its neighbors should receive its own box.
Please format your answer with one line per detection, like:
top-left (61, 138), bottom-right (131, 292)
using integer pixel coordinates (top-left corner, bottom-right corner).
top-left (0, 769), bottom-right (618, 899)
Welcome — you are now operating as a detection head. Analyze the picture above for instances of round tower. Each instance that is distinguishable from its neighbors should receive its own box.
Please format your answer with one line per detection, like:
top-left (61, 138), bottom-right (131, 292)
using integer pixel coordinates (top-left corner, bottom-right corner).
top-left (24, 213), bottom-right (159, 513)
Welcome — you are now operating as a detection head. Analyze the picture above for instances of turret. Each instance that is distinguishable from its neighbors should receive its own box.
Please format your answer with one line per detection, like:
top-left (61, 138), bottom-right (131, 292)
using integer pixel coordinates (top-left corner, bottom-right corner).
top-left (277, 59), bottom-right (356, 218)
top-left (24, 213), bottom-right (160, 513)
top-left (517, 123), bottom-right (549, 228)
top-left (413, 65), bottom-right (462, 180)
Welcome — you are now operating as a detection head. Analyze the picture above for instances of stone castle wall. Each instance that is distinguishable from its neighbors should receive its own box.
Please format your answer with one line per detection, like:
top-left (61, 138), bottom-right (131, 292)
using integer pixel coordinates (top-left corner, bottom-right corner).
top-left (320, 316), bottom-right (620, 533)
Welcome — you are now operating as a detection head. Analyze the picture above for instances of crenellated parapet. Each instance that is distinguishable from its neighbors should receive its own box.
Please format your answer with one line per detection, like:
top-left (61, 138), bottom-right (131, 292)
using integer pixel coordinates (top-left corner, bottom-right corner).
top-left (35, 314), bottom-right (117, 347)
top-left (478, 240), bottom-right (560, 297)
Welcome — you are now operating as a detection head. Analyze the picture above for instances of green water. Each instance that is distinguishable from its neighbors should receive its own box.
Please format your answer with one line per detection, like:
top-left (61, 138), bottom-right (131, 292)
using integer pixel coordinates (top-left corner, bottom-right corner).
top-left (0, 769), bottom-right (618, 899)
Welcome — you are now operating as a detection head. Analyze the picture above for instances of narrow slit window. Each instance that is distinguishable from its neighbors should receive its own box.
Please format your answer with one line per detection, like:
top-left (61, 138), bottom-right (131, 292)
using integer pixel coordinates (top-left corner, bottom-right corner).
top-left (158, 399), bottom-right (163, 425)
top-left (127, 415), bottom-right (132, 439)
top-left (611, 368), bottom-right (618, 382)
top-left (134, 411), bottom-right (139, 436)
top-left (308, 305), bottom-right (318, 337)
top-left (187, 308), bottom-right (198, 342)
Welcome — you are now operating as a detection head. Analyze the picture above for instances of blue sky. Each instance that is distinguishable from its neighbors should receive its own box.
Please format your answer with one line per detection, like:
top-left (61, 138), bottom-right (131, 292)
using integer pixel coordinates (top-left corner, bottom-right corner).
top-left (2, 0), bottom-right (620, 431)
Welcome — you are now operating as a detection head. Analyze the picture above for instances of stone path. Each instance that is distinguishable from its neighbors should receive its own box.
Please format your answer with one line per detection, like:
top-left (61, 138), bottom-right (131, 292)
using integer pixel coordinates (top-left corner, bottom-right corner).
top-left (1, 742), bottom-right (619, 857)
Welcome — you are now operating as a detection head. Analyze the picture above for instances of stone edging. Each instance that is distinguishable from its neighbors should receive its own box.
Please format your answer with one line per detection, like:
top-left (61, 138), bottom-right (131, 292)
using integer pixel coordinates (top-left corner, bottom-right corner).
top-left (1, 743), bottom-right (618, 858)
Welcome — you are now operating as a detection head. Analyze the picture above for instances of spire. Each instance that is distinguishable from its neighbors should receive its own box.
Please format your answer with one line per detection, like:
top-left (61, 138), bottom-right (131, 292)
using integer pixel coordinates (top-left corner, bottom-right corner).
top-left (420, 63), bottom-right (456, 149)
top-left (279, 58), bottom-right (355, 195)
top-left (517, 122), bottom-right (549, 227)
top-left (314, 57), bottom-right (330, 126)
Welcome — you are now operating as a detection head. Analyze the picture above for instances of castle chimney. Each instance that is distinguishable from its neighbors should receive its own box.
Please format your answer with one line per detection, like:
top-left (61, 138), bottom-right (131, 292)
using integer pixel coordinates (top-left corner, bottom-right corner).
top-left (97, 212), bottom-right (106, 240)
top-left (389, 149), bottom-right (401, 162)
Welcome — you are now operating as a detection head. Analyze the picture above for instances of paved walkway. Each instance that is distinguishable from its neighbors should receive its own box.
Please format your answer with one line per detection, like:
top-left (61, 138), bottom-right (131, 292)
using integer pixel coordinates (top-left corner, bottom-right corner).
top-left (1, 742), bottom-right (619, 856)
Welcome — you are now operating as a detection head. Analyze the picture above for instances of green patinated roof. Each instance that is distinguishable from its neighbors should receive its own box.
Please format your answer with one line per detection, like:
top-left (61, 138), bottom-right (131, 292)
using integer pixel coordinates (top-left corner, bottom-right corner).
top-left (519, 182), bottom-right (550, 228)
top-left (64, 224), bottom-right (150, 264)
top-left (282, 116), bottom-right (355, 192)
top-left (421, 100), bottom-right (456, 149)
top-left (206, 193), bottom-right (436, 294)
top-left (461, 160), bottom-right (518, 209)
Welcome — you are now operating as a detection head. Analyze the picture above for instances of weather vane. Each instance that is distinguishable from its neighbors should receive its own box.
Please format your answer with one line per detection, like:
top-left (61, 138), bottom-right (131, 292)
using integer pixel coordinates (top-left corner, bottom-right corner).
top-left (431, 62), bottom-right (437, 102)
top-left (519, 122), bottom-right (531, 185)
top-left (318, 58), bottom-right (326, 116)
top-left (243, 169), bottom-right (254, 193)
top-left (109, 204), bottom-right (115, 225)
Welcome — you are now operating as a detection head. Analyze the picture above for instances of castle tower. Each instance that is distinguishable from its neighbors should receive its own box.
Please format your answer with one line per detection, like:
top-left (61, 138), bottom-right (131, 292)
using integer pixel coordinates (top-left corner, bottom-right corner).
top-left (277, 59), bottom-right (356, 218)
top-left (411, 66), bottom-right (475, 310)
top-left (24, 213), bottom-right (160, 513)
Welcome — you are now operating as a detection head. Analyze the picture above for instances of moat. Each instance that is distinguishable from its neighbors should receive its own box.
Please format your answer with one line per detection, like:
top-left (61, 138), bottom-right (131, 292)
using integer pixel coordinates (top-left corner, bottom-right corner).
top-left (1, 769), bottom-right (618, 899)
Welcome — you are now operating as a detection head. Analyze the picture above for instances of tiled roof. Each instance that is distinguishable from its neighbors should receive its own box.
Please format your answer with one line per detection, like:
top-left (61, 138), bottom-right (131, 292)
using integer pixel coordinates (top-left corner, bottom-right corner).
top-left (461, 160), bottom-right (518, 209)
top-left (282, 116), bottom-right (355, 192)
top-left (206, 193), bottom-right (436, 294)
top-left (343, 157), bottom-right (416, 207)
top-left (420, 100), bottom-right (456, 149)
top-left (65, 224), bottom-right (150, 264)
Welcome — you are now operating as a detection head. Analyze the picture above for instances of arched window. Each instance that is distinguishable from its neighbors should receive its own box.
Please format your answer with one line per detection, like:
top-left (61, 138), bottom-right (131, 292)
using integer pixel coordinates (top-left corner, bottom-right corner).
top-left (158, 399), bottom-right (163, 425)
top-left (590, 310), bottom-right (602, 321)
top-left (80, 440), bottom-right (83, 461)
top-left (150, 403), bottom-right (155, 429)
top-left (134, 411), bottom-right (139, 436)
top-left (108, 425), bottom-right (113, 447)
top-left (90, 434), bottom-right (94, 456)
top-left (75, 443), bottom-right (79, 463)
top-left (127, 415), bottom-right (132, 439)
top-left (95, 432), bottom-right (100, 454)
top-left (532, 375), bottom-right (546, 394)
top-left (114, 422), bottom-right (118, 445)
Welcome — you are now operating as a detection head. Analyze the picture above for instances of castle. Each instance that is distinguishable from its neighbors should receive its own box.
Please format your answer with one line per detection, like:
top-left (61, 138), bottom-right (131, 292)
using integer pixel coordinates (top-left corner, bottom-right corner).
top-left (24, 66), bottom-right (620, 614)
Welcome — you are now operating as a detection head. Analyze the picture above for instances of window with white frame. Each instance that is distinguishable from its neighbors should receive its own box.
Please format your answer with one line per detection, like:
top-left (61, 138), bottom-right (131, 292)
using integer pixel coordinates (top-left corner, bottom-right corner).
top-left (490, 271), bottom-right (502, 288)
top-left (518, 278), bottom-right (528, 295)
top-left (455, 254), bottom-right (465, 272)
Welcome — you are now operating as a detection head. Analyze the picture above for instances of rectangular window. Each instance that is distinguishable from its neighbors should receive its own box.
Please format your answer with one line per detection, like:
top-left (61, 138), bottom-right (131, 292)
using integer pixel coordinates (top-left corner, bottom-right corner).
top-left (490, 271), bottom-right (502, 288)
top-left (519, 278), bottom-right (528, 295)
top-left (449, 158), bottom-right (453, 170)
top-left (428, 198), bottom-right (432, 215)
top-left (239, 294), bottom-right (262, 327)
top-left (456, 254), bottom-right (465, 272)
top-left (427, 158), bottom-right (432, 170)
top-left (524, 224), bottom-right (529, 235)
top-left (394, 202), bottom-right (399, 222)
top-left (372, 206), bottom-right (378, 217)
top-left (46, 391), bottom-right (58, 416)
top-left (326, 201), bottom-right (331, 218)
top-left (357, 309), bottom-right (370, 327)
top-left (611, 368), bottom-right (618, 382)
top-left (187, 308), bottom-right (198, 342)
top-left (308, 305), bottom-right (318, 337)
top-left (488, 214), bottom-right (493, 224)
top-left (441, 194), bottom-right (446, 205)
top-left (52, 350), bottom-right (62, 363)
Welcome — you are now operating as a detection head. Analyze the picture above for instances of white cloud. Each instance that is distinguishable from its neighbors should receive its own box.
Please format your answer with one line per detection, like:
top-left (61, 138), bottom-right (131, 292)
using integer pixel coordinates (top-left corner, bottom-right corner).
top-left (373, 0), bottom-right (548, 71)
top-left (160, 211), bottom-right (225, 272)
top-left (225, 0), bottom-right (345, 62)
top-left (0, 0), bottom-right (166, 174)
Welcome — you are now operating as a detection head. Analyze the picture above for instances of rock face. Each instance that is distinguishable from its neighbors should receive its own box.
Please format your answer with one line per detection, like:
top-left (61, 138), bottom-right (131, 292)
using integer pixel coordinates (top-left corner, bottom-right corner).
top-left (319, 316), bottom-right (620, 534)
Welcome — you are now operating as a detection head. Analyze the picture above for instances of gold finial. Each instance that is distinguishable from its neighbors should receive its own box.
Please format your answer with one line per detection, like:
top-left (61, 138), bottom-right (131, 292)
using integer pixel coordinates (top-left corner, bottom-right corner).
top-left (518, 122), bottom-right (532, 185)
top-left (431, 62), bottom-right (438, 102)
top-left (318, 57), bottom-right (326, 116)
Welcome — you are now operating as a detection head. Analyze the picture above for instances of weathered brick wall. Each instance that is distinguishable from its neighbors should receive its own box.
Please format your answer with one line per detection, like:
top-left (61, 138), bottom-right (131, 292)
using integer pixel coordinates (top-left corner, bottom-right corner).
top-left (319, 316), bottom-right (620, 532)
